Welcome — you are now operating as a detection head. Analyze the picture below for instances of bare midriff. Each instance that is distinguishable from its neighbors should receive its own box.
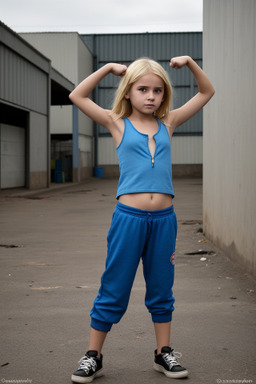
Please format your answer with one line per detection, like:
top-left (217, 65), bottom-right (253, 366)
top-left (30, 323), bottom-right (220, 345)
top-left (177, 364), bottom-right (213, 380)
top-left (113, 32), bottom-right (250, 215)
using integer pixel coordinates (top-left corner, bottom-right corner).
top-left (119, 192), bottom-right (173, 211)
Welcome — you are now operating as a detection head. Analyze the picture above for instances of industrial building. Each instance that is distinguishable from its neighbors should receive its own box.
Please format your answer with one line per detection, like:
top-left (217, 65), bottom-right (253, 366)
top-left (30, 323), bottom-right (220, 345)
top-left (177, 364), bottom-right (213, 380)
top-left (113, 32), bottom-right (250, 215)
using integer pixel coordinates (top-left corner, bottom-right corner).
top-left (0, 21), bottom-right (74, 189)
top-left (19, 31), bottom-right (94, 183)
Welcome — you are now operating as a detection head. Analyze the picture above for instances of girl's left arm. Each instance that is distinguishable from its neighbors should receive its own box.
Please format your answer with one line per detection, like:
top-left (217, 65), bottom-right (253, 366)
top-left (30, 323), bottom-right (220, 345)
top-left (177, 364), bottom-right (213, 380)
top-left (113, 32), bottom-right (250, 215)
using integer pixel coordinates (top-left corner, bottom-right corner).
top-left (167, 56), bottom-right (215, 134)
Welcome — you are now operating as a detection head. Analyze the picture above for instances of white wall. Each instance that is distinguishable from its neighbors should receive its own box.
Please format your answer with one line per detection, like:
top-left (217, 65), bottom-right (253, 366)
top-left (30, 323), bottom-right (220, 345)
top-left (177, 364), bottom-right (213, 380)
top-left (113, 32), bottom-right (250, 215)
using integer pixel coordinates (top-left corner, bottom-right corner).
top-left (203, 0), bottom-right (256, 276)
top-left (51, 105), bottom-right (72, 134)
top-left (0, 124), bottom-right (25, 188)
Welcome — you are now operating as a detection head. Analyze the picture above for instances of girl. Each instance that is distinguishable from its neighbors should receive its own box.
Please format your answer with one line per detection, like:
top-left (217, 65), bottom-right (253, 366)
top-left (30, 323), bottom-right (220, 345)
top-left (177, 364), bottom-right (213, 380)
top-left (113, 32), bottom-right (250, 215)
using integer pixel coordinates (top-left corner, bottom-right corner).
top-left (69, 56), bottom-right (214, 383)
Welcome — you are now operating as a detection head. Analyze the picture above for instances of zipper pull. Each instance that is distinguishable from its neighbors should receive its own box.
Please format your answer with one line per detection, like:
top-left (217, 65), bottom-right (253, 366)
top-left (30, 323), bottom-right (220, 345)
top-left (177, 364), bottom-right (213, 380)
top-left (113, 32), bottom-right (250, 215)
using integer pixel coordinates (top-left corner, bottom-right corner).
top-left (152, 157), bottom-right (155, 168)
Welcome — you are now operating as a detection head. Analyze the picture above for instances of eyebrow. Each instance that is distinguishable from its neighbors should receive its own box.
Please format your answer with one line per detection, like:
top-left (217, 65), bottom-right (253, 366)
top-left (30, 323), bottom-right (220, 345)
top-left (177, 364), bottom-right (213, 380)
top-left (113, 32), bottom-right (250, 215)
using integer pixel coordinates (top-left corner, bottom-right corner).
top-left (137, 85), bottom-right (163, 89)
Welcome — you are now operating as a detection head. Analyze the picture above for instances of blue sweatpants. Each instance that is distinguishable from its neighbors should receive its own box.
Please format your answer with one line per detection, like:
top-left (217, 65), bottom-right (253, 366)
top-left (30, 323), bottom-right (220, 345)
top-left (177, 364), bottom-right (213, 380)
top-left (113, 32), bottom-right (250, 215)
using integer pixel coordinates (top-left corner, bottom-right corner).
top-left (90, 202), bottom-right (177, 332)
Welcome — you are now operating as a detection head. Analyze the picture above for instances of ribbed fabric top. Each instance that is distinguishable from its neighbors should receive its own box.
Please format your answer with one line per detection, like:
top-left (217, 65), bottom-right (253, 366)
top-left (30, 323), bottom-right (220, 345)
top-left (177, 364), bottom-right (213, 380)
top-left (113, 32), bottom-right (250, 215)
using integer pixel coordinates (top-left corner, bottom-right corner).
top-left (116, 118), bottom-right (174, 199)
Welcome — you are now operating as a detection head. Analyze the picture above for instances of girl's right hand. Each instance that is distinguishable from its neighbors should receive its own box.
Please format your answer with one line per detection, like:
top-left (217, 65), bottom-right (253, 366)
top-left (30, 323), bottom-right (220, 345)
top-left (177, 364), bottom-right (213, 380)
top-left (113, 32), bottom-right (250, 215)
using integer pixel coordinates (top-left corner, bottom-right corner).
top-left (110, 63), bottom-right (127, 77)
top-left (170, 56), bottom-right (190, 69)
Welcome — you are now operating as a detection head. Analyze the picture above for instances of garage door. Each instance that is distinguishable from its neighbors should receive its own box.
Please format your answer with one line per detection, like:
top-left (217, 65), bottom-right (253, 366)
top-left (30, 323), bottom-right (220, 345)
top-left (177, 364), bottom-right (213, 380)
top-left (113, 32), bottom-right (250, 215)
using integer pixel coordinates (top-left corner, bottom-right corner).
top-left (0, 124), bottom-right (26, 189)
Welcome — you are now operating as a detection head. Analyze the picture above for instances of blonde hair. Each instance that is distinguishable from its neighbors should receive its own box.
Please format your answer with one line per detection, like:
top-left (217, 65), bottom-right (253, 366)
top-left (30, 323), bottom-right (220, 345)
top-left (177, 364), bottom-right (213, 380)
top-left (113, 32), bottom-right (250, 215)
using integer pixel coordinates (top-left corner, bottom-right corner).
top-left (112, 58), bottom-right (172, 119)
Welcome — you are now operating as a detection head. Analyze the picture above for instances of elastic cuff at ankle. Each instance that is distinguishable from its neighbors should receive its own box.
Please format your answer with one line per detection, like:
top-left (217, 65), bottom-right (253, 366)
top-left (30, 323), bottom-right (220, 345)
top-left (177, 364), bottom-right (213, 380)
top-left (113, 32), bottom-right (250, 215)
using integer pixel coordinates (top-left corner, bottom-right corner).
top-left (91, 318), bottom-right (112, 332)
top-left (152, 312), bottom-right (173, 323)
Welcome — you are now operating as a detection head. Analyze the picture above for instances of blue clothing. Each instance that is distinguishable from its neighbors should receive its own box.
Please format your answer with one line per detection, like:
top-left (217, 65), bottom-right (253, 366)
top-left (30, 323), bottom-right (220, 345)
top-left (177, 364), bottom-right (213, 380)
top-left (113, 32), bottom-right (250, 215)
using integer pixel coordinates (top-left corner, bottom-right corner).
top-left (116, 118), bottom-right (175, 199)
top-left (90, 203), bottom-right (177, 332)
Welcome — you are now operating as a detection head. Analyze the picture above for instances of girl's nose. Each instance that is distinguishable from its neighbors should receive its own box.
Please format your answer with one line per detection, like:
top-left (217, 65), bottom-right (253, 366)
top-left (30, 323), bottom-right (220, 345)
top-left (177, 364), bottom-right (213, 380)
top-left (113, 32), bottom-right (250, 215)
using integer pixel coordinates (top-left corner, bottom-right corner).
top-left (147, 91), bottom-right (154, 100)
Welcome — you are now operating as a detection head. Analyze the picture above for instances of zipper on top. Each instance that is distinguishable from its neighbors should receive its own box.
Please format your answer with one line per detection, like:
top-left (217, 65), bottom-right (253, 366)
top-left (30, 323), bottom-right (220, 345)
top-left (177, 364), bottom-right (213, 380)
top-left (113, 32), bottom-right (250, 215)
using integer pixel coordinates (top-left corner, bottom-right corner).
top-left (149, 136), bottom-right (156, 168)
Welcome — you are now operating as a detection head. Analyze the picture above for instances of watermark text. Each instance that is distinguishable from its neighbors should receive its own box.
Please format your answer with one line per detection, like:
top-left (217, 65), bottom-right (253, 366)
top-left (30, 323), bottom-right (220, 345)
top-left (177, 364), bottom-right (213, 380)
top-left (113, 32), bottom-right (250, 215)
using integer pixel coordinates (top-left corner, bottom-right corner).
top-left (1, 379), bottom-right (32, 384)
top-left (216, 380), bottom-right (253, 384)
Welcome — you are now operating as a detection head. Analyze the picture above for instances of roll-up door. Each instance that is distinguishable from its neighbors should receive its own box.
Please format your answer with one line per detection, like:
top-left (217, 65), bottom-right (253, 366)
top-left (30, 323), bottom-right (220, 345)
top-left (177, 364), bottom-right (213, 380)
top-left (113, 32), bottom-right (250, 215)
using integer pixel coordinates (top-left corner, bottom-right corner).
top-left (0, 124), bottom-right (25, 188)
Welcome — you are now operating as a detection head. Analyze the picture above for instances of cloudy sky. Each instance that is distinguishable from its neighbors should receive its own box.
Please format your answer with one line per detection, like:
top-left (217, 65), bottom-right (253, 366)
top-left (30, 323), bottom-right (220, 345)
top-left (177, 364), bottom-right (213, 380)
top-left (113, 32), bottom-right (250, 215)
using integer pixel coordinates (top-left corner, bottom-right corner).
top-left (1, 0), bottom-right (203, 34)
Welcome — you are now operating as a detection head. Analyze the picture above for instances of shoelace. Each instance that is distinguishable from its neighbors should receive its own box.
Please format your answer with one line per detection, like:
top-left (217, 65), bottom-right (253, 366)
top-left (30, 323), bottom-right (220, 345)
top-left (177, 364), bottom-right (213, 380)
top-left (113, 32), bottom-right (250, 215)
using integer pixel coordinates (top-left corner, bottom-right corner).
top-left (163, 351), bottom-right (182, 368)
top-left (78, 356), bottom-right (97, 373)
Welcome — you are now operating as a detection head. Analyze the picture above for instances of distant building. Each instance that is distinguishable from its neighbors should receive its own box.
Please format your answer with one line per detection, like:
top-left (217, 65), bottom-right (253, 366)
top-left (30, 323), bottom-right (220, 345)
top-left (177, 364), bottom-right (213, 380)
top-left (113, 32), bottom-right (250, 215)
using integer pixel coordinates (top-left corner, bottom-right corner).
top-left (0, 22), bottom-right (74, 189)
top-left (19, 32), bottom-right (94, 183)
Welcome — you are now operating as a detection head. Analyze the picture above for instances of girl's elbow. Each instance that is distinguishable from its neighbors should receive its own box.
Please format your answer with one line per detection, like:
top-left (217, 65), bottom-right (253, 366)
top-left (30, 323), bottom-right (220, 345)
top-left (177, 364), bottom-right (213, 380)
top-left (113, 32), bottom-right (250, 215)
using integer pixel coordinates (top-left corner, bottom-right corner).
top-left (207, 86), bottom-right (215, 100)
top-left (69, 91), bottom-right (79, 106)
top-left (209, 82), bottom-right (215, 97)
top-left (210, 88), bottom-right (215, 100)
top-left (69, 91), bottom-right (75, 103)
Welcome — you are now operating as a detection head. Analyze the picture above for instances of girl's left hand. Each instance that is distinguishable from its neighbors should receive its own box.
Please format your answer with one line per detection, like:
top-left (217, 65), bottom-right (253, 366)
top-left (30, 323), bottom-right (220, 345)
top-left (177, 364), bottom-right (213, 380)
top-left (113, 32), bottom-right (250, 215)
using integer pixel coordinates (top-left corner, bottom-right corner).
top-left (170, 56), bottom-right (190, 69)
top-left (110, 63), bottom-right (128, 77)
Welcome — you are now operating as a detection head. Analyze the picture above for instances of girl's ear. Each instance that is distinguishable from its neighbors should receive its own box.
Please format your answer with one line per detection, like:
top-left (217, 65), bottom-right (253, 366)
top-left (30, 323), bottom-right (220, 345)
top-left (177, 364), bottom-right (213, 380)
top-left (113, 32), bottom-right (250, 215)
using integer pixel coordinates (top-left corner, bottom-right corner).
top-left (124, 93), bottom-right (130, 100)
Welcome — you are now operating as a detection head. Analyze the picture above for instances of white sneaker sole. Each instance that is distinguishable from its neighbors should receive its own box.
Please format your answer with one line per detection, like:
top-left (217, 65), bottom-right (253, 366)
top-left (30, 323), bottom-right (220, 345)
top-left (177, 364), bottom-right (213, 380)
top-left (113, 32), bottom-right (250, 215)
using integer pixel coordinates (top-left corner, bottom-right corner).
top-left (71, 368), bottom-right (104, 383)
top-left (153, 363), bottom-right (189, 379)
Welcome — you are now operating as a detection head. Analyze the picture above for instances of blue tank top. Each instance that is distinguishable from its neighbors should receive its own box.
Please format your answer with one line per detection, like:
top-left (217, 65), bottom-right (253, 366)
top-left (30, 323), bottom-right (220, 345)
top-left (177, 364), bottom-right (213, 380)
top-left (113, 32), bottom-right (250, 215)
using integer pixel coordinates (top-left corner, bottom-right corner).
top-left (116, 118), bottom-right (175, 199)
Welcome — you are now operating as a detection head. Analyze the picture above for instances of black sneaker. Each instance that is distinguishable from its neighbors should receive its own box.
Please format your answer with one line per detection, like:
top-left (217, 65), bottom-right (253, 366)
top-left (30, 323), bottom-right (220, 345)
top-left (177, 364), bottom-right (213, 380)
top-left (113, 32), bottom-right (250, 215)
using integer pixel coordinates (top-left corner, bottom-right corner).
top-left (71, 350), bottom-right (103, 383)
top-left (154, 346), bottom-right (188, 379)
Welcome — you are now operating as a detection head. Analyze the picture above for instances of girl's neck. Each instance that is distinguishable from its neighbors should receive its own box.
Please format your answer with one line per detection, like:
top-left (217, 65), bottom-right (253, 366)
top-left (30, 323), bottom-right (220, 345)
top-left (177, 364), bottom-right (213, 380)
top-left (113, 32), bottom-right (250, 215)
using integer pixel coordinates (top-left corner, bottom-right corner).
top-left (128, 112), bottom-right (156, 124)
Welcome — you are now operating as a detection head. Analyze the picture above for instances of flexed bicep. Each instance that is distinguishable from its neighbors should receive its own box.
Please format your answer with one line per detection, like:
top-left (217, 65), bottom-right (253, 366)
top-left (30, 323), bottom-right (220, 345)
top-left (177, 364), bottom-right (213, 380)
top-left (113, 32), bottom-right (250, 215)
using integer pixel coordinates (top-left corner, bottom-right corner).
top-left (167, 56), bottom-right (215, 133)
top-left (69, 63), bottom-right (127, 130)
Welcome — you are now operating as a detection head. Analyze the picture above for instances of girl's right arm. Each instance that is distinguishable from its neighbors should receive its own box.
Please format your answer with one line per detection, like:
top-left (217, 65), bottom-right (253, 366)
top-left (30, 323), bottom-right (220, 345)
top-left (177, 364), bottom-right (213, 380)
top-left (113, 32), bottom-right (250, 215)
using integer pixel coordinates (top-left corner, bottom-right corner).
top-left (167, 56), bottom-right (215, 134)
top-left (69, 63), bottom-right (127, 129)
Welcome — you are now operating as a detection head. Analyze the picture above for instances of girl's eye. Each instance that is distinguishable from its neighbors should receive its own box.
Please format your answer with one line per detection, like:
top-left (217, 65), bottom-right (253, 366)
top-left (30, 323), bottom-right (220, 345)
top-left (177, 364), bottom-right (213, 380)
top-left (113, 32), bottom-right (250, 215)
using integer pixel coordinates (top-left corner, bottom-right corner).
top-left (138, 87), bottom-right (162, 93)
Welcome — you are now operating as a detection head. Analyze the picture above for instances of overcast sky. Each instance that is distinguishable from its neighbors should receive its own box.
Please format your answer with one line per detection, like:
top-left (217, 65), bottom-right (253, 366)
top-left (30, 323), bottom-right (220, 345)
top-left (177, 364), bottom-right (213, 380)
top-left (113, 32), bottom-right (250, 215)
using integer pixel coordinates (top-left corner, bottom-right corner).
top-left (1, 0), bottom-right (203, 34)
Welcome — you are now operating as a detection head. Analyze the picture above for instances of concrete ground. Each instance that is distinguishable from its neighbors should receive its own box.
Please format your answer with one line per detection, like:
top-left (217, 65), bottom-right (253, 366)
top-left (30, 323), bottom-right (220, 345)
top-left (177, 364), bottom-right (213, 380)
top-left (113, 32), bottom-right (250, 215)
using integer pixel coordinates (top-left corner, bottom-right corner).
top-left (0, 178), bottom-right (255, 384)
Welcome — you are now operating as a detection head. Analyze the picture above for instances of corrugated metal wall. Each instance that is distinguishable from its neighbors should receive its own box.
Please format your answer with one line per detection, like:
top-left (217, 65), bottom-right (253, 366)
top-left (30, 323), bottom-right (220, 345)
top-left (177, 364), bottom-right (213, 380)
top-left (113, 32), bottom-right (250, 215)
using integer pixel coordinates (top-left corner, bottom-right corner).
top-left (0, 45), bottom-right (48, 114)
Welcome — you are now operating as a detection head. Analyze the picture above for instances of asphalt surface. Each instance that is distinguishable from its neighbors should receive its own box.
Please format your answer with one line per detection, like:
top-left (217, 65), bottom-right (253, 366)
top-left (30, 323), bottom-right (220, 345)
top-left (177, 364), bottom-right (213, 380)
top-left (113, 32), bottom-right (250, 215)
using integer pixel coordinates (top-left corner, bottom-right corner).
top-left (0, 178), bottom-right (255, 384)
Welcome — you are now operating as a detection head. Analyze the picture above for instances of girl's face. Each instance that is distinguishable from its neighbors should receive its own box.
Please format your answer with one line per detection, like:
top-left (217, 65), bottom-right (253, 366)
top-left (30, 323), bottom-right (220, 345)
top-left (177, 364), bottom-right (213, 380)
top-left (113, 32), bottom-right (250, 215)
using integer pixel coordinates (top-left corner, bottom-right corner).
top-left (125, 73), bottom-right (165, 116)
